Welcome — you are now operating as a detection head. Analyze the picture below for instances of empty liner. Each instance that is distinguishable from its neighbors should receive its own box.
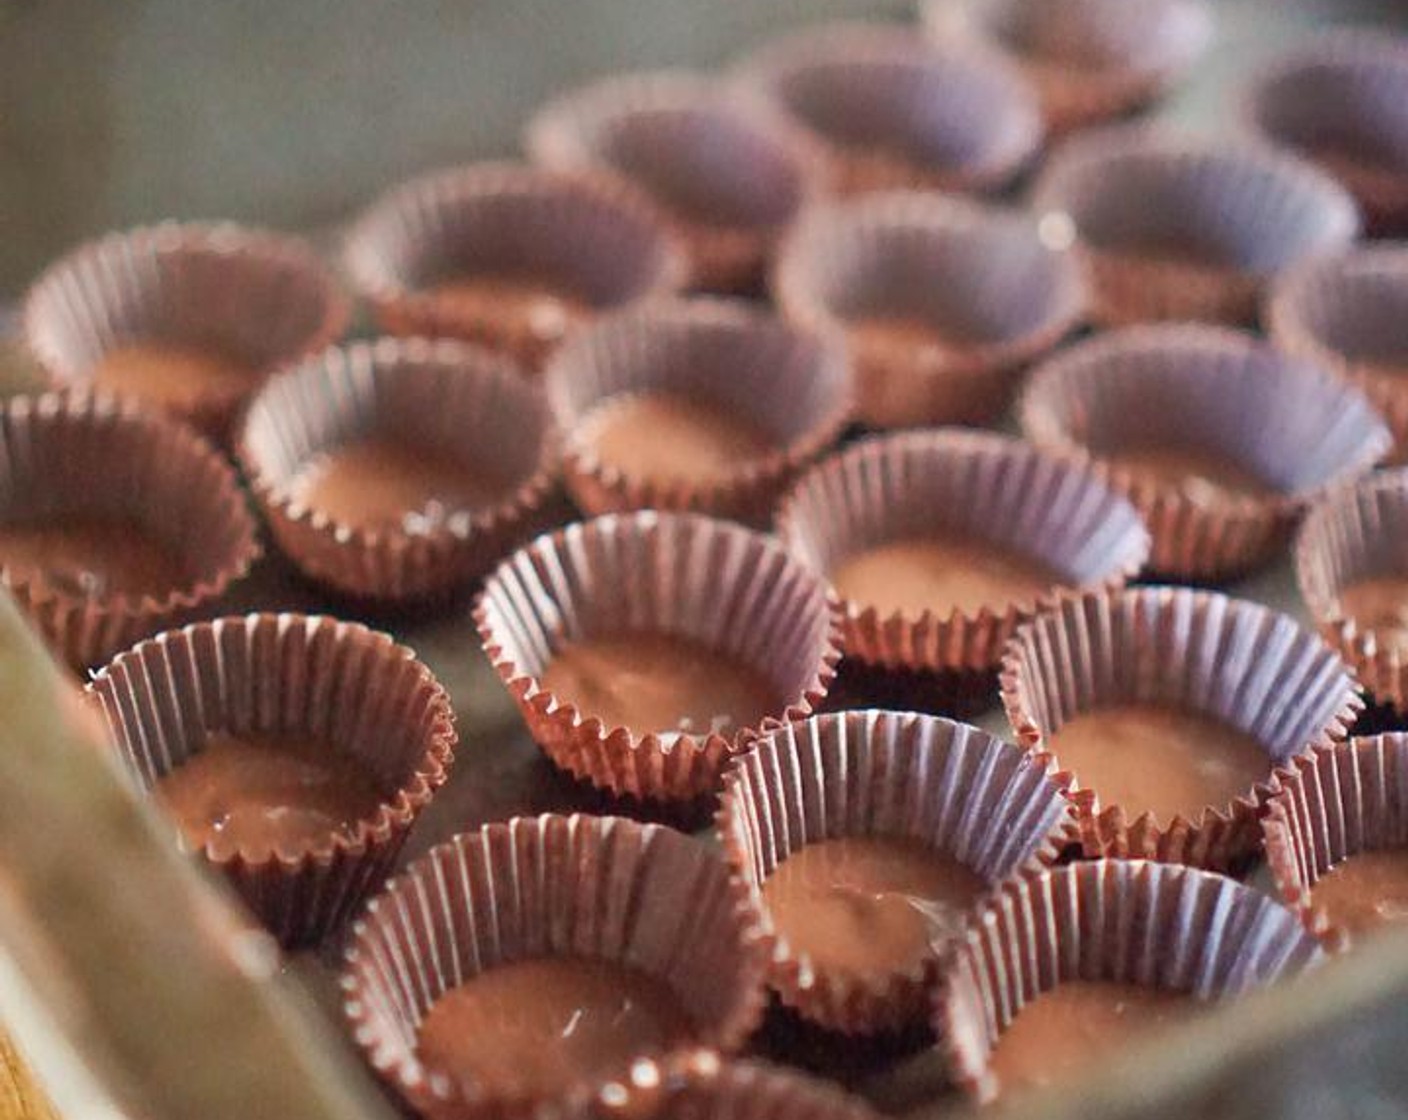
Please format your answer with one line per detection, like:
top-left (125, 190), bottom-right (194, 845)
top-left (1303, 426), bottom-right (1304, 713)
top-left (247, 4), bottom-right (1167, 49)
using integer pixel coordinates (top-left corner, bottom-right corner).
top-left (717, 709), bottom-right (1078, 1034)
top-left (771, 191), bottom-right (1083, 429)
top-left (239, 336), bottom-right (559, 603)
top-left (776, 429), bottom-right (1149, 673)
top-left (1019, 323), bottom-right (1390, 580)
top-left (1000, 586), bottom-right (1363, 870)
top-left (935, 859), bottom-right (1324, 1103)
top-left (1032, 125), bottom-right (1360, 325)
top-left (88, 613), bottom-right (455, 946)
top-left (734, 23), bottom-right (1041, 197)
top-left (543, 297), bottom-right (851, 525)
top-left (475, 511), bottom-right (842, 802)
top-left (526, 71), bottom-right (825, 293)
top-left (22, 221), bottom-right (348, 441)
top-left (343, 163), bottom-right (689, 368)
top-left (342, 813), bottom-right (767, 1120)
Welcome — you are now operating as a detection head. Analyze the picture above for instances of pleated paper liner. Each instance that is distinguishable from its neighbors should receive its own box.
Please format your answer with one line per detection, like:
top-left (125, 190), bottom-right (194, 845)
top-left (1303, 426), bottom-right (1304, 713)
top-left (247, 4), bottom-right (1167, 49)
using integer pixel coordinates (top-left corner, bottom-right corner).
top-left (87, 612), bottom-right (454, 947)
top-left (732, 23), bottom-right (1041, 197)
top-left (1269, 245), bottom-right (1408, 466)
top-left (342, 814), bottom-right (767, 1120)
top-left (342, 162), bottom-right (689, 369)
top-left (1032, 125), bottom-right (1361, 326)
top-left (1243, 31), bottom-right (1408, 236)
top-left (999, 586), bottom-right (1363, 871)
top-left (587, 1053), bottom-right (878, 1120)
top-left (1295, 469), bottom-right (1408, 715)
top-left (475, 511), bottom-right (842, 803)
top-left (0, 393), bottom-right (260, 670)
top-left (717, 709), bottom-right (1078, 1035)
top-left (525, 71), bottom-right (827, 294)
top-left (771, 192), bottom-right (1084, 429)
top-left (1262, 735), bottom-right (1408, 952)
top-left (920, 0), bottom-right (1212, 136)
top-left (543, 298), bottom-right (850, 526)
top-left (775, 429), bottom-right (1148, 674)
top-left (22, 221), bottom-right (348, 442)
top-left (239, 336), bottom-right (559, 604)
top-left (1019, 323), bottom-right (1390, 581)
top-left (934, 859), bottom-right (1324, 1104)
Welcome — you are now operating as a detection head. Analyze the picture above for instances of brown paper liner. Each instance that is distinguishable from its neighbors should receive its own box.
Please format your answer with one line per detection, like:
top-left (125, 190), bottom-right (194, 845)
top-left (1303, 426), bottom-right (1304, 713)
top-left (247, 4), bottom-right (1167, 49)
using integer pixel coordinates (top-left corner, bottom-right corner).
top-left (717, 709), bottom-right (1079, 1035)
top-left (921, 0), bottom-right (1213, 135)
top-left (341, 813), bottom-right (767, 1120)
top-left (1269, 245), bottom-right (1408, 466)
top-left (776, 429), bottom-right (1148, 674)
top-left (1243, 31), bottom-right (1408, 236)
top-left (1000, 586), bottom-right (1363, 871)
top-left (525, 71), bottom-right (827, 294)
top-left (544, 298), bottom-right (851, 526)
top-left (343, 162), bottom-right (689, 369)
top-left (1295, 469), bottom-right (1408, 714)
top-left (1262, 735), bottom-right (1408, 951)
top-left (1032, 125), bottom-right (1361, 326)
top-left (772, 192), bottom-right (1083, 429)
top-left (22, 221), bottom-right (348, 442)
top-left (475, 511), bottom-right (842, 803)
top-left (87, 612), bottom-right (455, 946)
top-left (239, 336), bottom-right (559, 603)
top-left (1020, 323), bottom-right (1391, 580)
top-left (934, 859), bottom-right (1324, 1103)
top-left (588, 1053), bottom-right (878, 1120)
top-left (0, 393), bottom-right (260, 669)
top-left (733, 23), bottom-right (1041, 197)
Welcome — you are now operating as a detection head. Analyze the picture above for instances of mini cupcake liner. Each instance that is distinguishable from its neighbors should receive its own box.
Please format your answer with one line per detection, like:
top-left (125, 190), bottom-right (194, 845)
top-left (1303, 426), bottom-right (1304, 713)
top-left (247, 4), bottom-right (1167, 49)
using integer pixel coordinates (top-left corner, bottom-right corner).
top-left (588, 1053), bottom-right (878, 1120)
top-left (475, 511), bottom-right (842, 803)
top-left (1000, 586), bottom-right (1363, 871)
top-left (935, 859), bottom-right (1324, 1103)
top-left (1269, 245), bottom-right (1408, 465)
top-left (22, 221), bottom-right (348, 441)
top-left (921, 0), bottom-right (1213, 135)
top-left (342, 813), bottom-right (767, 1120)
top-left (1032, 125), bottom-right (1361, 326)
top-left (1262, 735), bottom-right (1408, 951)
top-left (87, 613), bottom-right (454, 947)
top-left (1020, 323), bottom-right (1390, 580)
top-left (343, 162), bottom-right (689, 369)
top-left (1295, 469), bottom-right (1408, 714)
top-left (1243, 31), bottom-right (1408, 236)
top-left (717, 708), bottom-right (1079, 1034)
top-left (734, 23), bottom-right (1042, 197)
top-left (525, 71), bottom-right (827, 294)
top-left (772, 192), bottom-right (1084, 429)
top-left (239, 336), bottom-right (559, 603)
top-left (775, 429), bottom-right (1149, 674)
top-left (0, 393), bottom-right (260, 669)
top-left (544, 298), bottom-right (851, 526)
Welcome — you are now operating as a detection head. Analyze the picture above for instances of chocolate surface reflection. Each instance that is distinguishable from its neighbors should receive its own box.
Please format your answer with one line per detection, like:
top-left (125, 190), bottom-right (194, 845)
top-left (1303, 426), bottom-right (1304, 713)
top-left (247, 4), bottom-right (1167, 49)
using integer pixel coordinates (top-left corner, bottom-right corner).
top-left (0, 518), bottom-right (187, 598)
top-left (578, 392), bottom-right (772, 485)
top-left (1341, 575), bottom-right (1408, 654)
top-left (1107, 445), bottom-right (1273, 502)
top-left (92, 341), bottom-right (258, 408)
top-left (1311, 848), bottom-right (1408, 940)
top-left (428, 273), bottom-right (588, 342)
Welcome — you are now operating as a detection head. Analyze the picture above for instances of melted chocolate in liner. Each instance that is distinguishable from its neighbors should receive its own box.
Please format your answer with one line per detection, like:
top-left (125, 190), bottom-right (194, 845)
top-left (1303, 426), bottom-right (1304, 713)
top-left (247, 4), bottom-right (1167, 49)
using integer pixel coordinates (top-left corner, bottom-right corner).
top-left (847, 313), bottom-right (975, 363)
top-left (987, 981), bottom-right (1199, 1099)
top-left (539, 631), bottom-right (781, 737)
top-left (292, 436), bottom-right (512, 533)
top-left (1341, 575), bottom-right (1408, 654)
top-left (1310, 848), bottom-right (1408, 940)
top-left (1047, 704), bottom-right (1269, 822)
top-left (831, 535), bottom-right (1058, 619)
top-left (0, 518), bottom-right (188, 598)
top-left (761, 836), bottom-right (984, 975)
top-left (92, 341), bottom-right (259, 408)
top-left (416, 956), bottom-right (693, 1096)
top-left (428, 274), bottom-right (589, 343)
top-left (577, 392), bottom-right (773, 485)
top-left (155, 730), bottom-right (386, 860)
top-left (1107, 445), bottom-right (1274, 502)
